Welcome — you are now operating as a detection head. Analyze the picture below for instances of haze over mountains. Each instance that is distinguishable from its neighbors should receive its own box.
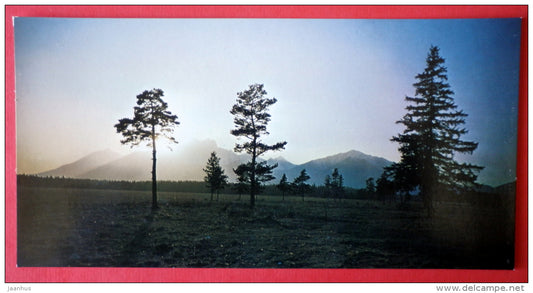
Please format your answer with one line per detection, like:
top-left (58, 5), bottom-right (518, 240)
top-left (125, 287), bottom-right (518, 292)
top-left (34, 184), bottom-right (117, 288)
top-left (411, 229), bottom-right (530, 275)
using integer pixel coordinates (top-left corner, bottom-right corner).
top-left (38, 149), bottom-right (120, 178)
top-left (35, 140), bottom-right (392, 189)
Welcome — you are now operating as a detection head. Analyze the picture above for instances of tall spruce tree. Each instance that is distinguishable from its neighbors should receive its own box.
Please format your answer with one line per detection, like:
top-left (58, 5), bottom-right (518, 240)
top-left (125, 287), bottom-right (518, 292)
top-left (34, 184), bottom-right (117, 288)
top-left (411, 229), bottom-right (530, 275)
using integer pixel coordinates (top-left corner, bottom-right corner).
top-left (115, 88), bottom-right (179, 210)
top-left (230, 83), bottom-right (287, 207)
top-left (391, 46), bottom-right (483, 215)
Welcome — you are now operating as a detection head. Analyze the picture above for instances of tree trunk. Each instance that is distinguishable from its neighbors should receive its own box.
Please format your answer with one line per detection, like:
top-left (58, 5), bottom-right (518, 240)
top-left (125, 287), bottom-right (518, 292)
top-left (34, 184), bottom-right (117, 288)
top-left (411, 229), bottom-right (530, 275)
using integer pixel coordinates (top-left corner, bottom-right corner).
top-left (151, 127), bottom-right (158, 211)
top-left (152, 148), bottom-right (158, 210)
top-left (250, 139), bottom-right (257, 208)
top-left (250, 182), bottom-right (256, 207)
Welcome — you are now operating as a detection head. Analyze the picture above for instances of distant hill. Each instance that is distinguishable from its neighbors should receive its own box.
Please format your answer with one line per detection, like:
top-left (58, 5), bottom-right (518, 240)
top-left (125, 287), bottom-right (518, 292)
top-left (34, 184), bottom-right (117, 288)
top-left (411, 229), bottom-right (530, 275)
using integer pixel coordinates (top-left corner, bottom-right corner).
top-left (36, 140), bottom-right (251, 182)
top-left (273, 150), bottom-right (393, 188)
top-left (79, 152), bottom-right (152, 181)
top-left (35, 140), bottom-right (393, 188)
top-left (38, 149), bottom-right (121, 178)
top-left (266, 156), bottom-right (297, 176)
top-left (57, 140), bottom-right (250, 182)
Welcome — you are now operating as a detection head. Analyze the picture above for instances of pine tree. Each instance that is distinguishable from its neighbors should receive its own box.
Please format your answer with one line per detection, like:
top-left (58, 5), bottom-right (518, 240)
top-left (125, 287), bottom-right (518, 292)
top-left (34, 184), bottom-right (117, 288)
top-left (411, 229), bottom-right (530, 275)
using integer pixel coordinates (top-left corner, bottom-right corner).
top-left (391, 46), bottom-right (483, 215)
top-left (230, 83), bottom-right (287, 207)
top-left (203, 151), bottom-right (229, 201)
top-left (292, 169), bottom-right (311, 201)
top-left (114, 88), bottom-right (179, 210)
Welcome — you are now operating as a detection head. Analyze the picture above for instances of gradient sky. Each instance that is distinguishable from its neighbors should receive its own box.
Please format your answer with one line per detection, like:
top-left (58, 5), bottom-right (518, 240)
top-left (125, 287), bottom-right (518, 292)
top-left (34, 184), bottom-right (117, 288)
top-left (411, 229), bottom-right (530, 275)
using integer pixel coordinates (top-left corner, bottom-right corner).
top-left (14, 17), bottom-right (521, 186)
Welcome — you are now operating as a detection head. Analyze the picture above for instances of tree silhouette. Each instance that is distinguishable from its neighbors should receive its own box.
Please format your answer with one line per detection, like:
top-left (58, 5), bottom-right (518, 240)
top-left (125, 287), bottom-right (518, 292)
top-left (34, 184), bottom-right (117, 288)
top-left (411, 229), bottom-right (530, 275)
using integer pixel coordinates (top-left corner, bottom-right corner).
top-left (292, 169), bottom-right (311, 201)
top-left (114, 88), bottom-right (179, 210)
top-left (324, 168), bottom-right (344, 201)
top-left (376, 171), bottom-right (395, 203)
top-left (203, 151), bottom-right (229, 201)
top-left (230, 83), bottom-right (287, 207)
top-left (233, 164), bottom-right (249, 201)
top-left (331, 168), bottom-right (344, 201)
top-left (277, 173), bottom-right (290, 201)
top-left (390, 46), bottom-right (483, 215)
top-left (365, 177), bottom-right (376, 196)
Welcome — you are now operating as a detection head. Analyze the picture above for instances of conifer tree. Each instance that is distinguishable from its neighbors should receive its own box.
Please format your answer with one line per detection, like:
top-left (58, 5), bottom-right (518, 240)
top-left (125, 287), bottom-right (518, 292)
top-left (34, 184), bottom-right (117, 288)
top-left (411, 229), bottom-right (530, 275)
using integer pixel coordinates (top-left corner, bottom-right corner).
top-left (330, 168), bottom-right (345, 200)
top-left (292, 169), bottom-right (311, 201)
top-left (391, 46), bottom-right (483, 215)
top-left (203, 151), bottom-right (229, 201)
top-left (230, 83), bottom-right (287, 207)
top-left (115, 88), bottom-right (179, 210)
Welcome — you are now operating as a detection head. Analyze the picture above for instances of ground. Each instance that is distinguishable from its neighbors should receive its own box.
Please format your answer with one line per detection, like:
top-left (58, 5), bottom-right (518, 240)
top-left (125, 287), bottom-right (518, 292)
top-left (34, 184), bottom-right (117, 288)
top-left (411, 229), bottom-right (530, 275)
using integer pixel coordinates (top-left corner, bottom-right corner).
top-left (17, 186), bottom-right (514, 269)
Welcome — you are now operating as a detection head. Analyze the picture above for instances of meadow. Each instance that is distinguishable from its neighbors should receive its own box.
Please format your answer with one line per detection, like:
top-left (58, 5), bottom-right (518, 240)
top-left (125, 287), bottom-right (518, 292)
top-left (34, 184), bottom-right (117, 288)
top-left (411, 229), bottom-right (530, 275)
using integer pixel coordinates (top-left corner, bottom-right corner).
top-left (17, 185), bottom-right (514, 269)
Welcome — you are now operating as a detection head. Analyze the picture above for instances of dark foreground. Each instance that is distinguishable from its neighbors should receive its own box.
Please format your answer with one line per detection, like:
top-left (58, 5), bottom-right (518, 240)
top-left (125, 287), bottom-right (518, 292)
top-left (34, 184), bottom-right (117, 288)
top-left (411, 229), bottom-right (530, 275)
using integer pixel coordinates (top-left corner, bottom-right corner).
top-left (18, 186), bottom-right (514, 268)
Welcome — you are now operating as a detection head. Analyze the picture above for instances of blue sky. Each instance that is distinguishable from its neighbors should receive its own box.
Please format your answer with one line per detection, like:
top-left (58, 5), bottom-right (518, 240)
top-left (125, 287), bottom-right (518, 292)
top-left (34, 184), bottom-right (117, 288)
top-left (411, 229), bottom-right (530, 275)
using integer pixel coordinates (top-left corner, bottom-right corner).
top-left (15, 17), bottom-right (521, 186)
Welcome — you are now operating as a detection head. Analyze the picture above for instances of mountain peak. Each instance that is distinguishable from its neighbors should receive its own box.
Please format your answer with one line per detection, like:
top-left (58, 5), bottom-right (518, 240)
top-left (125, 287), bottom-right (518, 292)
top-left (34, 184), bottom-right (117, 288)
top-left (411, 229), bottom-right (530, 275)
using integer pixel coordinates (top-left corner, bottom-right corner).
top-left (268, 156), bottom-right (289, 163)
top-left (282, 149), bottom-right (393, 188)
top-left (339, 149), bottom-right (364, 158)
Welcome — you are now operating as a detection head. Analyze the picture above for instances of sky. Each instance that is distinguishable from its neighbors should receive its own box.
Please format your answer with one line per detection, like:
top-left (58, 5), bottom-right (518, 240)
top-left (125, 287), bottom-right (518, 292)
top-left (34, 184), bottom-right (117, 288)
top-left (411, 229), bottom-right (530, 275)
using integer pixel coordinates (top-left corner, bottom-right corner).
top-left (14, 17), bottom-right (521, 186)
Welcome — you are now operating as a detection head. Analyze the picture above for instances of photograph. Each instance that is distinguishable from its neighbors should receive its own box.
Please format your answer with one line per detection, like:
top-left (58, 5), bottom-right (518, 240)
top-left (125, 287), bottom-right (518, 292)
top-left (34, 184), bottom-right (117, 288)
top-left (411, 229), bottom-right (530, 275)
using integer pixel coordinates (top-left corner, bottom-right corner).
top-left (6, 5), bottom-right (527, 284)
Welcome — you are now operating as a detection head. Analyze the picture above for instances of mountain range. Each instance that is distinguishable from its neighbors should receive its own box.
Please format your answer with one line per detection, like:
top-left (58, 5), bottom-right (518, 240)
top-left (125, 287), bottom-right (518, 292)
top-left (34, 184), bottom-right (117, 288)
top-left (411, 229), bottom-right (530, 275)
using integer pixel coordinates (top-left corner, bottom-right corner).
top-left (36, 139), bottom-right (393, 188)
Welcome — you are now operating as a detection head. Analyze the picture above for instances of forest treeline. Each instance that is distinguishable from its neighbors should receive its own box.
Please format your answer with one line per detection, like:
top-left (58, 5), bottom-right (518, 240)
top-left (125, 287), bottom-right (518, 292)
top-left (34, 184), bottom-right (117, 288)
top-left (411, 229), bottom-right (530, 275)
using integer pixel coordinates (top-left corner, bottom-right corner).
top-left (17, 174), bottom-right (208, 193)
top-left (17, 174), bottom-right (373, 199)
top-left (17, 174), bottom-right (513, 206)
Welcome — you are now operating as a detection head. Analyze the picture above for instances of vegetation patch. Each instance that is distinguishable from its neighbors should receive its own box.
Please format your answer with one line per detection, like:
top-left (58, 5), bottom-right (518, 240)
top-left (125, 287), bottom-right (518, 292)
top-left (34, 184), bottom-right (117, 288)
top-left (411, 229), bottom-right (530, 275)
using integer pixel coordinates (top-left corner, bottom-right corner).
top-left (18, 185), bottom-right (514, 269)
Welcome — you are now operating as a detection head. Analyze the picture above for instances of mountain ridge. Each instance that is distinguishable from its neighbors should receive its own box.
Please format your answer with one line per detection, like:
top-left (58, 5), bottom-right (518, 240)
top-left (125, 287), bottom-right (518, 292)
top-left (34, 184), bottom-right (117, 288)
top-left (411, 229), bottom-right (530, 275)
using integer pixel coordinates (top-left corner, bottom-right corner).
top-left (275, 149), bottom-right (393, 188)
top-left (38, 149), bottom-right (121, 178)
top-left (35, 140), bottom-right (393, 188)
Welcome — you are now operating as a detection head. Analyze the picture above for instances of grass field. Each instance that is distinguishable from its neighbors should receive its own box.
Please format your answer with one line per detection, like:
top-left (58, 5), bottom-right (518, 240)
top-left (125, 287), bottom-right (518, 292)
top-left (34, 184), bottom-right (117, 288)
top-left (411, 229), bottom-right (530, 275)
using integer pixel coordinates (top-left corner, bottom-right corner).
top-left (17, 186), bottom-right (514, 268)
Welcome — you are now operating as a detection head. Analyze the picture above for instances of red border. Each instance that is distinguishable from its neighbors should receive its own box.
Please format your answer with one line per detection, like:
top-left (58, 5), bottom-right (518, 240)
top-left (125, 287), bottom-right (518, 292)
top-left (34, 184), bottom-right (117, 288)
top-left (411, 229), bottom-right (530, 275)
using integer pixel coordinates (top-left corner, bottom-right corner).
top-left (5, 5), bottom-right (528, 283)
